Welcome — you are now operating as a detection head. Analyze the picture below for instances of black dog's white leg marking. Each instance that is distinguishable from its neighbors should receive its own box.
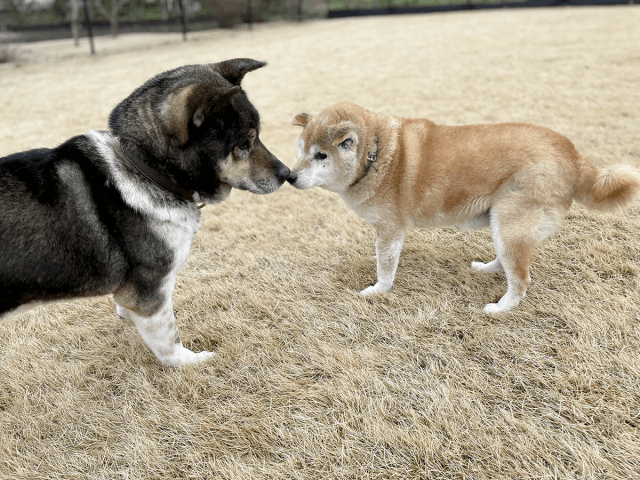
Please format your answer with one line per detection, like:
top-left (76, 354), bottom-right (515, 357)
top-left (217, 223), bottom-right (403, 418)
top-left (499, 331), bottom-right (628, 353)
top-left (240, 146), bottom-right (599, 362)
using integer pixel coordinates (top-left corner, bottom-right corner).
top-left (1, 302), bottom-right (40, 321)
top-left (361, 229), bottom-right (406, 295)
top-left (116, 299), bottom-right (214, 367)
top-left (114, 301), bottom-right (133, 321)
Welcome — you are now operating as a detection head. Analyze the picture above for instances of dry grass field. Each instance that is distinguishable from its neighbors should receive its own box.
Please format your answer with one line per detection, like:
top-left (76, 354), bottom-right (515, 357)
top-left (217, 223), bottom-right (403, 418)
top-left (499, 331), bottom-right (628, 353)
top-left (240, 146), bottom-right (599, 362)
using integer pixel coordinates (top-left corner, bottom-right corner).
top-left (1, 6), bottom-right (640, 479)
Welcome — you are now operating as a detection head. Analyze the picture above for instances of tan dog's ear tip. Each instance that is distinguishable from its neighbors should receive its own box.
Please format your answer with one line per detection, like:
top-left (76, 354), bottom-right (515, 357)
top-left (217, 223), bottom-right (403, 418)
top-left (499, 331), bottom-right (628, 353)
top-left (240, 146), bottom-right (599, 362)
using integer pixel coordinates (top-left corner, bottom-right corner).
top-left (293, 112), bottom-right (313, 127)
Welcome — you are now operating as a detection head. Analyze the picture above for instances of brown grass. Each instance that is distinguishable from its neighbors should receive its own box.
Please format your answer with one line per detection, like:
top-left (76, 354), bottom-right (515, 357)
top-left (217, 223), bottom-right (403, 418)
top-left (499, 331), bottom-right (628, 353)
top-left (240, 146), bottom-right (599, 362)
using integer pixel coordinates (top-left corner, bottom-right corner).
top-left (1, 6), bottom-right (640, 479)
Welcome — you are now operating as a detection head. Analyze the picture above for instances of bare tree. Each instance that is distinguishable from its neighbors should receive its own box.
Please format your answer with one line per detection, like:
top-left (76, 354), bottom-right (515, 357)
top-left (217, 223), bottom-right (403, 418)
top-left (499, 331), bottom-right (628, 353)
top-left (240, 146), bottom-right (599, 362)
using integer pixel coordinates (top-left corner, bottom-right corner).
top-left (70, 0), bottom-right (80, 46)
top-left (93, 0), bottom-right (127, 36)
top-left (160, 0), bottom-right (169, 21)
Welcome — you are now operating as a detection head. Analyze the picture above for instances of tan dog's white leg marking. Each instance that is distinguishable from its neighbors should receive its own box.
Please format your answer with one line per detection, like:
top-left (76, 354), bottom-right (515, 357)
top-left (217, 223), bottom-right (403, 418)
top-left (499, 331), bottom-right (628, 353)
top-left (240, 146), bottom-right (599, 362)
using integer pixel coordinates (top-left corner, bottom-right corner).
top-left (472, 258), bottom-right (504, 273)
top-left (116, 299), bottom-right (214, 367)
top-left (463, 211), bottom-right (504, 272)
top-left (361, 230), bottom-right (406, 295)
top-left (484, 252), bottom-right (532, 313)
top-left (483, 212), bottom-right (528, 313)
top-left (483, 205), bottom-right (565, 313)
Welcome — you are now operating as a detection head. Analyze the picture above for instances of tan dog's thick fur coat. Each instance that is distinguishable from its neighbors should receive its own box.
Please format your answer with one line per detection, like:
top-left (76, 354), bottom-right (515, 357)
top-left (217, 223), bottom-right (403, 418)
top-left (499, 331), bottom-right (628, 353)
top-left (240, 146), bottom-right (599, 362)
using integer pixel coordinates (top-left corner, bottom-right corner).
top-left (288, 102), bottom-right (640, 312)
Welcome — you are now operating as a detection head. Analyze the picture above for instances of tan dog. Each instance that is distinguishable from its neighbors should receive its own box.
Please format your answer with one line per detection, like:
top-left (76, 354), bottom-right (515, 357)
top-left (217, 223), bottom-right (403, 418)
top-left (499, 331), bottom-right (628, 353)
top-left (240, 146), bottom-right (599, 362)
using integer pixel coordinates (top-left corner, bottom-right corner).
top-left (287, 102), bottom-right (640, 313)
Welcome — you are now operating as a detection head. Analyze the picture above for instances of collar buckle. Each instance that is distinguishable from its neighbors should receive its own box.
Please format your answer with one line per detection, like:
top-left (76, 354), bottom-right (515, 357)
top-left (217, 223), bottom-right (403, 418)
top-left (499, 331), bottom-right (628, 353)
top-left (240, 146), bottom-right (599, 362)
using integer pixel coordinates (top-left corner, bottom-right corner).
top-left (350, 136), bottom-right (379, 188)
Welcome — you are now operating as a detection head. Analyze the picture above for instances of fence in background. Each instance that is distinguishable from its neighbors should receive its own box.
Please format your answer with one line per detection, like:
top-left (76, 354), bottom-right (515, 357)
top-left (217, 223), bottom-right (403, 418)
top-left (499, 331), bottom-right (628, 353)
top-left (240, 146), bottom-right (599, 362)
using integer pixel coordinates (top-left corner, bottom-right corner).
top-left (1, 0), bottom-right (637, 64)
top-left (0, 0), bottom-right (328, 63)
top-left (328, 0), bottom-right (636, 17)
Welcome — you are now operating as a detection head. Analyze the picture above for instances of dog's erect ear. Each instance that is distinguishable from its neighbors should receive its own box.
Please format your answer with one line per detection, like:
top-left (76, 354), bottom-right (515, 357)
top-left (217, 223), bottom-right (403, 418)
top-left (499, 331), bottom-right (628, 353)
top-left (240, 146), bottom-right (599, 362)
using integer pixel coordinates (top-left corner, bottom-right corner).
top-left (165, 84), bottom-right (241, 144)
top-left (210, 58), bottom-right (266, 86)
top-left (331, 122), bottom-right (358, 150)
top-left (192, 85), bottom-right (241, 127)
top-left (293, 112), bottom-right (313, 127)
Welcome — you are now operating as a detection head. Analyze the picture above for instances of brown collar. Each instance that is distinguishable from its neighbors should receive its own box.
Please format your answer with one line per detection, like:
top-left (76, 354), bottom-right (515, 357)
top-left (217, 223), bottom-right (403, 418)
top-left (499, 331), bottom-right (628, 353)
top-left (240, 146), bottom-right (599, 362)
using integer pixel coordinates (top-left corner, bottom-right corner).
top-left (120, 140), bottom-right (205, 209)
top-left (350, 136), bottom-right (378, 187)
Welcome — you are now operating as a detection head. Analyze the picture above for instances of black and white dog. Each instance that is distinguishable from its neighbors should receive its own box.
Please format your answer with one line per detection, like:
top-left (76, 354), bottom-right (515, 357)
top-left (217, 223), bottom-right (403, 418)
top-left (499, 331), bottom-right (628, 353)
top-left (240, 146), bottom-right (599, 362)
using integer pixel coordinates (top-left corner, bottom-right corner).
top-left (0, 59), bottom-right (290, 366)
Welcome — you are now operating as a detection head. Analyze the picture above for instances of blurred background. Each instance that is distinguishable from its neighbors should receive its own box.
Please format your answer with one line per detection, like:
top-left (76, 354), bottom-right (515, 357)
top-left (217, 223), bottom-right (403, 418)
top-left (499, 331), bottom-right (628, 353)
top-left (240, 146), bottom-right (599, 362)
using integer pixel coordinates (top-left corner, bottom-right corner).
top-left (1, 0), bottom-right (634, 63)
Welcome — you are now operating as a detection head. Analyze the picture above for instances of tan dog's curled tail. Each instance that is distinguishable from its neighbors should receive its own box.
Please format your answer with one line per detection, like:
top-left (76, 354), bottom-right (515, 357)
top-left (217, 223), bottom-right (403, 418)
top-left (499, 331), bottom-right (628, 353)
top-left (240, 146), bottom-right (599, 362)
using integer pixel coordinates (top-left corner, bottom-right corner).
top-left (574, 156), bottom-right (640, 212)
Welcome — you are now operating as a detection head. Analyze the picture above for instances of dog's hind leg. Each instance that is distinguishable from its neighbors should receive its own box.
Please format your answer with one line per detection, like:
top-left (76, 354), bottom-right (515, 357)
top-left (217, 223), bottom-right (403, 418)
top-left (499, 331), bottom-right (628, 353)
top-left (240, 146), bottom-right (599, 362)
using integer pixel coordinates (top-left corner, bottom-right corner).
top-left (114, 297), bottom-right (214, 367)
top-left (461, 211), bottom-right (504, 272)
top-left (482, 204), bottom-right (566, 313)
top-left (482, 226), bottom-right (532, 313)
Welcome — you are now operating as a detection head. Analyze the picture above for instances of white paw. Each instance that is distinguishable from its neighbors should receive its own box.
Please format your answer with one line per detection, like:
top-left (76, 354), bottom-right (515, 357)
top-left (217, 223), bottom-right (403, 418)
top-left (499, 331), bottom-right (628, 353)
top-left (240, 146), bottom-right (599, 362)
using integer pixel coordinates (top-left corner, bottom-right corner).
top-left (192, 350), bottom-right (216, 363)
top-left (483, 300), bottom-right (518, 314)
top-left (360, 283), bottom-right (391, 296)
top-left (483, 303), bottom-right (503, 314)
top-left (483, 291), bottom-right (523, 313)
top-left (472, 260), bottom-right (504, 273)
top-left (115, 304), bottom-right (132, 321)
top-left (164, 348), bottom-right (215, 367)
top-left (360, 285), bottom-right (379, 296)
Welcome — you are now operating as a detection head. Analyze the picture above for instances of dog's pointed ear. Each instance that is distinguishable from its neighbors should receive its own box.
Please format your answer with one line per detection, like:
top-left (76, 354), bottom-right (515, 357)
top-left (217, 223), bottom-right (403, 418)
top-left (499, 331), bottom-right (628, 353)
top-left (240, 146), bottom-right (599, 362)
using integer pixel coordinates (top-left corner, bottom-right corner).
top-left (331, 122), bottom-right (358, 150)
top-left (164, 84), bottom-right (241, 144)
top-left (192, 86), bottom-right (241, 127)
top-left (293, 112), bottom-right (313, 127)
top-left (210, 58), bottom-right (266, 86)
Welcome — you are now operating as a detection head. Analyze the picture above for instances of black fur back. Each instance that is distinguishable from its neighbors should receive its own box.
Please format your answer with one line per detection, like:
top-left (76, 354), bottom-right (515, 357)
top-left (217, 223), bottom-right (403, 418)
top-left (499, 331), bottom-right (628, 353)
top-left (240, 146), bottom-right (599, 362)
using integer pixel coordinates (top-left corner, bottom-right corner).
top-left (0, 135), bottom-right (171, 313)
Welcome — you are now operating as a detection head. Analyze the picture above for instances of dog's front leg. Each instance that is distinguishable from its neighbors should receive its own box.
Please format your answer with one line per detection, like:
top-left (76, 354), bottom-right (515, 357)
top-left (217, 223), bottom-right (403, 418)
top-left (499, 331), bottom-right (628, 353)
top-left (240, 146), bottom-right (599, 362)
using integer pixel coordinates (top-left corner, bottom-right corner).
top-left (361, 229), bottom-right (406, 295)
top-left (116, 299), bottom-right (214, 367)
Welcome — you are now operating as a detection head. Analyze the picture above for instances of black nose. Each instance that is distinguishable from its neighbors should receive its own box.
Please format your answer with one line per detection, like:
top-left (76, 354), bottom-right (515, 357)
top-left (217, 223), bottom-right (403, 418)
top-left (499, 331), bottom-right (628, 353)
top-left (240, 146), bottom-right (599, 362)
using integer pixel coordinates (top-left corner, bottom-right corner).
top-left (287, 172), bottom-right (298, 184)
top-left (276, 163), bottom-right (291, 181)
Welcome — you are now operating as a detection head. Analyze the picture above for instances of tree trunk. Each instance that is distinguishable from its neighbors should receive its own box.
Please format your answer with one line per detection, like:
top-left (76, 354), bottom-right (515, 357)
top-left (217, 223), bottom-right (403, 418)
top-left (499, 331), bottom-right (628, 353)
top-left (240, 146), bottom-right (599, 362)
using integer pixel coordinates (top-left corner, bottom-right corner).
top-left (160, 0), bottom-right (168, 21)
top-left (70, 0), bottom-right (80, 46)
top-left (94, 0), bottom-right (122, 37)
top-left (110, 8), bottom-right (119, 36)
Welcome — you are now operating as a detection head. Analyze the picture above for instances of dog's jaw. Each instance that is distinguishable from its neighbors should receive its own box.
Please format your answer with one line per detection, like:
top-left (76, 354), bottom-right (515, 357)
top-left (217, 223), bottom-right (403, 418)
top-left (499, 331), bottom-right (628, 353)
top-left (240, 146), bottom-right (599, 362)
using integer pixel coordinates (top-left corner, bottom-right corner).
top-left (199, 182), bottom-right (232, 204)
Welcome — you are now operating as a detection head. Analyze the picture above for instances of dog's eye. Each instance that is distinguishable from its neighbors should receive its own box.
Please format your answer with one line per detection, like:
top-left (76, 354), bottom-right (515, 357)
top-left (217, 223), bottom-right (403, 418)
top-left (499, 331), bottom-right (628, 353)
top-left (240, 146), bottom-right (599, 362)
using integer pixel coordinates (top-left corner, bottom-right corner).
top-left (239, 141), bottom-right (251, 151)
top-left (314, 152), bottom-right (327, 160)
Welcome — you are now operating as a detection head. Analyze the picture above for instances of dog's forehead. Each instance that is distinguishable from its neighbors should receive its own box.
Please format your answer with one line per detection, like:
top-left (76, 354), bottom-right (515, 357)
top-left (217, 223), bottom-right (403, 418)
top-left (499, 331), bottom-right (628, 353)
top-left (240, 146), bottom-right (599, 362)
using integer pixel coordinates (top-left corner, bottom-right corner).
top-left (298, 129), bottom-right (322, 153)
top-left (232, 92), bottom-right (260, 128)
top-left (297, 135), bottom-right (322, 153)
top-left (300, 104), bottom-right (362, 145)
top-left (298, 117), bottom-right (335, 149)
